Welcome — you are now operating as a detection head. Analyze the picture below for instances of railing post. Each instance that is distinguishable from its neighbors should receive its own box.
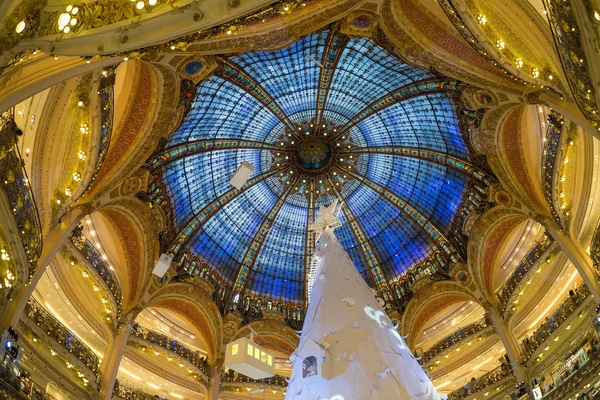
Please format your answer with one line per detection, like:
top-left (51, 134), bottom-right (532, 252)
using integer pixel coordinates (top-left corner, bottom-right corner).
top-left (0, 205), bottom-right (88, 333)
top-left (208, 357), bottom-right (224, 400)
top-left (99, 316), bottom-right (134, 400)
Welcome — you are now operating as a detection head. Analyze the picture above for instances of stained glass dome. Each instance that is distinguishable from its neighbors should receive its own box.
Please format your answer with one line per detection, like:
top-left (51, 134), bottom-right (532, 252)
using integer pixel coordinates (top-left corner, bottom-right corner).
top-left (153, 28), bottom-right (486, 307)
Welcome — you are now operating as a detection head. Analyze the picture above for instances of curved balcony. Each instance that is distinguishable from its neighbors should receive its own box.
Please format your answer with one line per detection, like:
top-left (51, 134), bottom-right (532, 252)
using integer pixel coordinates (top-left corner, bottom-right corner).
top-left (70, 225), bottom-right (123, 319)
top-left (521, 285), bottom-right (591, 360)
top-left (591, 220), bottom-right (600, 274)
top-left (496, 232), bottom-right (554, 315)
top-left (24, 299), bottom-right (100, 376)
top-left (131, 325), bottom-right (211, 378)
top-left (541, 111), bottom-right (565, 223)
top-left (419, 315), bottom-right (493, 367)
top-left (113, 380), bottom-right (157, 400)
top-left (0, 114), bottom-right (42, 279)
top-left (81, 67), bottom-right (115, 194)
top-left (221, 370), bottom-right (288, 392)
top-left (543, 349), bottom-right (600, 400)
top-left (448, 364), bottom-right (514, 400)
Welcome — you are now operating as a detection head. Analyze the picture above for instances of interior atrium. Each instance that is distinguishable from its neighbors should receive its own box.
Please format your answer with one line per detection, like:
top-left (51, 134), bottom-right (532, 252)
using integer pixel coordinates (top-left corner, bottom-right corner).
top-left (1, 0), bottom-right (600, 398)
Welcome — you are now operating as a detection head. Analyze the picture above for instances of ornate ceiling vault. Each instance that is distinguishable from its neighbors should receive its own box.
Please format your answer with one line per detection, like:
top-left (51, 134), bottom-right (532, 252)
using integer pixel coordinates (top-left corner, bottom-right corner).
top-left (148, 24), bottom-right (492, 312)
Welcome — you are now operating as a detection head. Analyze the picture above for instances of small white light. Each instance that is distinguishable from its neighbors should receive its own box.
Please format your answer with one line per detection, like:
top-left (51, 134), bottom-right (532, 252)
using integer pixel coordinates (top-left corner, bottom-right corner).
top-left (136, 1), bottom-right (144, 9)
top-left (15, 20), bottom-right (26, 34)
top-left (149, 0), bottom-right (157, 5)
top-left (58, 13), bottom-right (71, 28)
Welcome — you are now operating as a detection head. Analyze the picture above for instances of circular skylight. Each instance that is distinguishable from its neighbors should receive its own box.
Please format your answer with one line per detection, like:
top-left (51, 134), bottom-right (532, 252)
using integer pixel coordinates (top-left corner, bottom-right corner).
top-left (153, 28), bottom-right (479, 305)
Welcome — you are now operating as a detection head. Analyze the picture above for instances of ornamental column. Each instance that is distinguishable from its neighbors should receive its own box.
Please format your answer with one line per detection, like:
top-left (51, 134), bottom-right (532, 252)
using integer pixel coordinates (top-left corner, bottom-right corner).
top-left (0, 205), bottom-right (88, 332)
top-left (486, 307), bottom-right (528, 384)
top-left (544, 218), bottom-right (600, 305)
top-left (99, 318), bottom-right (134, 400)
top-left (208, 357), bottom-right (224, 400)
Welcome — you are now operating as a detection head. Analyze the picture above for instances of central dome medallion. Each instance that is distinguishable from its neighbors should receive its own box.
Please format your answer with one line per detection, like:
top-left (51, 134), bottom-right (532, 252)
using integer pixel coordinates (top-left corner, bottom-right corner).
top-left (296, 136), bottom-right (332, 171)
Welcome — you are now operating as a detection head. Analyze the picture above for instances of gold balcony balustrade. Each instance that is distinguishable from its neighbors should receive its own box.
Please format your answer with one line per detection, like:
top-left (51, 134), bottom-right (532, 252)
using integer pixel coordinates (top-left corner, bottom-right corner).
top-left (541, 112), bottom-right (567, 223)
top-left (521, 284), bottom-right (591, 360)
top-left (447, 364), bottom-right (515, 400)
top-left (221, 370), bottom-right (288, 392)
top-left (496, 232), bottom-right (554, 315)
top-left (131, 325), bottom-right (211, 378)
top-left (418, 315), bottom-right (493, 367)
top-left (113, 379), bottom-right (158, 400)
top-left (25, 299), bottom-right (100, 376)
top-left (70, 225), bottom-right (123, 319)
top-left (543, 348), bottom-right (600, 400)
top-left (0, 113), bottom-right (42, 280)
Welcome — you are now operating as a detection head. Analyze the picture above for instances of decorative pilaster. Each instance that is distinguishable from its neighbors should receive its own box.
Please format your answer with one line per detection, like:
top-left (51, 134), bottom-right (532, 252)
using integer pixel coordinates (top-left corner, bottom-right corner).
top-left (208, 357), bottom-right (224, 400)
top-left (99, 318), bottom-right (134, 400)
top-left (544, 218), bottom-right (600, 304)
top-left (486, 307), bottom-right (528, 384)
top-left (0, 205), bottom-right (88, 332)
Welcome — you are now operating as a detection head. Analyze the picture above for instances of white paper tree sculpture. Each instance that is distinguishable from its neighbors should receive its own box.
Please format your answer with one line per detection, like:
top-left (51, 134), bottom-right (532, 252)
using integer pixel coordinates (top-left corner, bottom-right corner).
top-left (285, 200), bottom-right (443, 400)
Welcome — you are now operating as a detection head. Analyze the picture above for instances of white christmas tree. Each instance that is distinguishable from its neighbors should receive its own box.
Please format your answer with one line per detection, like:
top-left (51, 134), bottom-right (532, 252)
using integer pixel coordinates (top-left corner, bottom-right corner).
top-left (285, 200), bottom-right (443, 400)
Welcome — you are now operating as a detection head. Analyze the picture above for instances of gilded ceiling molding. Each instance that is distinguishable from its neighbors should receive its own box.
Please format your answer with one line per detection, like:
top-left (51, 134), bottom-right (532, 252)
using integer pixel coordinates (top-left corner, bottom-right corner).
top-left (436, 0), bottom-right (566, 94)
top-left (401, 285), bottom-right (477, 349)
top-left (466, 206), bottom-right (528, 298)
top-left (379, 0), bottom-right (525, 93)
top-left (95, 63), bottom-right (180, 202)
top-left (83, 60), bottom-right (157, 198)
top-left (97, 208), bottom-right (145, 307)
top-left (543, 0), bottom-right (600, 132)
top-left (52, 253), bottom-right (113, 341)
top-left (499, 106), bottom-right (548, 212)
top-left (146, 282), bottom-right (223, 360)
top-left (479, 101), bottom-right (550, 216)
top-left (123, 347), bottom-right (209, 394)
top-left (96, 195), bottom-right (161, 306)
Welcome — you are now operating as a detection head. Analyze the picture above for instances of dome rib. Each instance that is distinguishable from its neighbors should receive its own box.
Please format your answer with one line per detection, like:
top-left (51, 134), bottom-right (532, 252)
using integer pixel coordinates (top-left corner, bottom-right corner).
top-left (339, 145), bottom-right (489, 184)
top-left (336, 165), bottom-right (461, 263)
top-left (216, 58), bottom-right (300, 138)
top-left (328, 78), bottom-right (458, 143)
top-left (232, 175), bottom-right (301, 294)
top-left (327, 175), bottom-right (391, 297)
top-left (168, 164), bottom-right (291, 256)
top-left (153, 139), bottom-right (286, 168)
top-left (314, 28), bottom-right (350, 126)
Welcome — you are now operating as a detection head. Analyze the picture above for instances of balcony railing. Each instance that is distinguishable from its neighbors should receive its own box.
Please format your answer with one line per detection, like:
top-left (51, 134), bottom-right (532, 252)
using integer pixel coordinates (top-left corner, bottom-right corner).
top-left (0, 115), bottom-right (42, 279)
top-left (70, 225), bottom-right (123, 319)
top-left (521, 285), bottom-right (591, 359)
top-left (25, 299), bottom-right (100, 375)
top-left (113, 380), bottom-right (157, 400)
top-left (448, 364), bottom-right (514, 400)
top-left (497, 232), bottom-right (554, 314)
top-left (419, 315), bottom-right (492, 366)
top-left (543, 349), bottom-right (600, 400)
top-left (221, 370), bottom-right (288, 390)
top-left (132, 326), bottom-right (211, 377)
top-left (542, 111), bottom-right (564, 223)
top-left (590, 219), bottom-right (600, 274)
top-left (81, 67), bottom-right (115, 194)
